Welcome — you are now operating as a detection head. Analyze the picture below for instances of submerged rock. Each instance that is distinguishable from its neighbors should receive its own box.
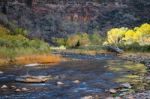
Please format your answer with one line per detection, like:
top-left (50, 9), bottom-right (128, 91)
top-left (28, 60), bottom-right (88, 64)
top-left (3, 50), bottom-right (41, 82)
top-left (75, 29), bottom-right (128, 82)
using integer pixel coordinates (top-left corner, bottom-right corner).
top-left (11, 85), bottom-right (16, 89)
top-left (22, 88), bottom-right (29, 91)
top-left (73, 80), bottom-right (80, 84)
top-left (15, 75), bottom-right (52, 83)
top-left (57, 81), bottom-right (64, 85)
top-left (15, 89), bottom-right (21, 92)
top-left (109, 88), bottom-right (117, 94)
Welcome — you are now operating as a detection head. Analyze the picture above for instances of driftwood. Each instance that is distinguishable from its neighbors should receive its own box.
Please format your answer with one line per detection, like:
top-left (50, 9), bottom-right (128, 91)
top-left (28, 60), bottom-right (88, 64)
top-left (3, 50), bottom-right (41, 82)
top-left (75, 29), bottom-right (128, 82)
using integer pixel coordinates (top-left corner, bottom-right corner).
top-left (15, 75), bottom-right (52, 83)
top-left (106, 46), bottom-right (124, 53)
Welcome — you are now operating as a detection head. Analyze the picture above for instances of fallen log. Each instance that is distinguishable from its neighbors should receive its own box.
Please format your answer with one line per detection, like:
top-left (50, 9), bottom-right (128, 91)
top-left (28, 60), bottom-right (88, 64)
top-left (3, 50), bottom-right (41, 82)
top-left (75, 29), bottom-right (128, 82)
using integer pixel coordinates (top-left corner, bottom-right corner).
top-left (106, 46), bottom-right (124, 53)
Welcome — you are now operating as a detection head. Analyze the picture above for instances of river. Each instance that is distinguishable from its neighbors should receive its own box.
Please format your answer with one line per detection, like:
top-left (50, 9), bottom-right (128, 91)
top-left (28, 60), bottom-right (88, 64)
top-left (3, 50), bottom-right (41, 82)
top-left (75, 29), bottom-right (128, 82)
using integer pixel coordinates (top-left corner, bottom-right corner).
top-left (0, 53), bottom-right (148, 99)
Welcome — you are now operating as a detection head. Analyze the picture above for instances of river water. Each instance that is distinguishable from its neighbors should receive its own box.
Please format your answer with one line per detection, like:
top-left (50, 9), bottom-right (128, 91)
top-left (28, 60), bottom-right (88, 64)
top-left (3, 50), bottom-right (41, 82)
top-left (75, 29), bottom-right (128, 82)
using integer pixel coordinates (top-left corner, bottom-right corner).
top-left (0, 54), bottom-right (148, 99)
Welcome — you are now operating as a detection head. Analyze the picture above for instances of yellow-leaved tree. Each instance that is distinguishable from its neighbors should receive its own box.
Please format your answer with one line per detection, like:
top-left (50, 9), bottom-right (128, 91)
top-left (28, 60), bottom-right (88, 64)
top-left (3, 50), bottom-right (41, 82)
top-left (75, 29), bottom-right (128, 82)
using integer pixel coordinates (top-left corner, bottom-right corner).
top-left (123, 30), bottom-right (137, 44)
top-left (135, 23), bottom-right (150, 45)
top-left (105, 23), bottom-right (150, 46)
top-left (106, 27), bottom-right (128, 44)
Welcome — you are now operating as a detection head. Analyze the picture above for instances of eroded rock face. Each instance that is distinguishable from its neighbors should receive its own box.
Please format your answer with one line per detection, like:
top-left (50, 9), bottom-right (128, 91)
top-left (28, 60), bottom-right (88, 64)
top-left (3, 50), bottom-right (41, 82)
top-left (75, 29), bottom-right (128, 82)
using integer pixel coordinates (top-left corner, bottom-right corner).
top-left (0, 0), bottom-right (150, 43)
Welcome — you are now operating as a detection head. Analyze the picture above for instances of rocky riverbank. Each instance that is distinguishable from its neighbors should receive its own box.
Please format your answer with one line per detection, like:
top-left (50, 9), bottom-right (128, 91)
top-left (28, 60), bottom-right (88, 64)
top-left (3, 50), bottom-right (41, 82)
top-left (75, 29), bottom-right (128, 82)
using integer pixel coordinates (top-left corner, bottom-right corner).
top-left (119, 53), bottom-right (150, 69)
top-left (119, 53), bottom-right (150, 99)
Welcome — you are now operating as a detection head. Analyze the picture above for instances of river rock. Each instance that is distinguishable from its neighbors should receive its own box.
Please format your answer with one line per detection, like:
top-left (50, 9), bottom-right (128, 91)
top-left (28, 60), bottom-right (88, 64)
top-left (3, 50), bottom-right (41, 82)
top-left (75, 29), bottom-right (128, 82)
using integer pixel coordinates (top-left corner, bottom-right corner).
top-left (81, 96), bottom-right (93, 99)
top-left (15, 89), bottom-right (21, 92)
top-left (109, 88), bottom-right (117, 93)
top-left (0, 71), bottom-right (4, 74)
top-left (114, 97), bottom-right (122, 99)
top-left (121, 83), bottom-right (132, 88)
top-left (146, 76), bottom-right (150, 80)
top-left (105, 97), bottom-right (114, 99)
top-left (11, 85), bottom-right (16, 89)
top-left (1, 85), bottom-right (8, 89)
top-left (125, 95), bottom-right (134, 99)
top-left (22, 88), bottom-right (29, 91)
top-left (57, 81), bottom-right (64, 85)
top-left (73, 80), bottom-right (80, 84)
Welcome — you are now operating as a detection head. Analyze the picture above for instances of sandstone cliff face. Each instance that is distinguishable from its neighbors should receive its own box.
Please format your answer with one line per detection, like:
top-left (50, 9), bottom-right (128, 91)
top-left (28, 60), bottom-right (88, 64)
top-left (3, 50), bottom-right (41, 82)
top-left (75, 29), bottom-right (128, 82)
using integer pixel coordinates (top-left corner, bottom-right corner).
top-left (0, 0), bottom-right (150, 43)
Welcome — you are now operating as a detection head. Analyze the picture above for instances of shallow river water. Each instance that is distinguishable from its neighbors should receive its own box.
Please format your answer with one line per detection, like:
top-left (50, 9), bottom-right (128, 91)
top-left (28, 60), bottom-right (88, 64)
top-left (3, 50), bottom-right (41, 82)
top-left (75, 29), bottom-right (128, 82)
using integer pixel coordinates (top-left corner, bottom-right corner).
top-left (0, 54), bottom-right (148, 99)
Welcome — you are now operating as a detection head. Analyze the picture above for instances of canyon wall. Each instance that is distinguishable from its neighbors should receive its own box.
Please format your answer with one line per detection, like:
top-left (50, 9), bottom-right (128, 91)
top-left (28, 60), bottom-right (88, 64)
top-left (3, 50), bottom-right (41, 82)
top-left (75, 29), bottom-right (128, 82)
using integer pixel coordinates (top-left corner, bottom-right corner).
top-left (0, 0), bottom-right (150, 43)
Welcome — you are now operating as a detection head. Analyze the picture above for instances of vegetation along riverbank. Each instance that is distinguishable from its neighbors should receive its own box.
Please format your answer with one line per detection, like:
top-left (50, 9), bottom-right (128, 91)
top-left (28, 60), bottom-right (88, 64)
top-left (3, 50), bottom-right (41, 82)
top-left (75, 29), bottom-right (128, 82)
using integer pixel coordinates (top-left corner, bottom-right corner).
top-left (0, 25), bottom-right (61, 65)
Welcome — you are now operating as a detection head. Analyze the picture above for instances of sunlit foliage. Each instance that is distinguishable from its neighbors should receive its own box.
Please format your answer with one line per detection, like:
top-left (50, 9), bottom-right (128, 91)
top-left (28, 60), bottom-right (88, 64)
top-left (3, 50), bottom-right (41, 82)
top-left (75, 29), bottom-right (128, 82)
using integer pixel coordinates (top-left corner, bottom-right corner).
top-left (106, 23), bottom-right (150, 45)
top-left (107, 27), bottom-right (128, 44)
top-left (105, 23), bottom-right (150, 51)
top-left (53, 33), bottom-right (104, 48)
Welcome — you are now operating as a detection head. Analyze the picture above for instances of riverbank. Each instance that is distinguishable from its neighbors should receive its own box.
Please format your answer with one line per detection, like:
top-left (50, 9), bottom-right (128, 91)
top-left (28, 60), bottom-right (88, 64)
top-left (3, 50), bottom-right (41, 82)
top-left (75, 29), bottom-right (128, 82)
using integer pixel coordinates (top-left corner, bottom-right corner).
top-left (118, 52), bottom-right (150, 99)
top-left (52, 49), bottom-right (114, 55)
top-left (119, 52), bottom-right (150, 69)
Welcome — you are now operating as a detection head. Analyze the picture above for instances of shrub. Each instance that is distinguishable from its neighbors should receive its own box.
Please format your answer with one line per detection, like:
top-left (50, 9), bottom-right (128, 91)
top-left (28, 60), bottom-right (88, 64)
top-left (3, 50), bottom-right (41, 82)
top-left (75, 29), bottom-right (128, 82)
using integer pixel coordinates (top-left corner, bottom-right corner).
top-left (89, 33), bottom-right (104, 45)
top-left (52, 37), bottom-right (67, 46)
top-left (65, 33), bottom-right (91, 48)
top-left (78, 33), bottom-right (90, 46)
top-left (14, 28), bottom-right (28, 36)
top-left (66, 35), bottom-right (80, 48)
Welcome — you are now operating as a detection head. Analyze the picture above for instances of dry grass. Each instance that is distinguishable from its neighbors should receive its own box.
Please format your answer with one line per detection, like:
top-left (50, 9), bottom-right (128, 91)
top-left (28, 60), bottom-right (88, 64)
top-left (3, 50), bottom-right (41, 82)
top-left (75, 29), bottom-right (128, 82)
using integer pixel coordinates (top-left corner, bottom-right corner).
top-left (0, 54), bottom-right (62, 65)
top-left (14, 54), bottom-right (62, 65)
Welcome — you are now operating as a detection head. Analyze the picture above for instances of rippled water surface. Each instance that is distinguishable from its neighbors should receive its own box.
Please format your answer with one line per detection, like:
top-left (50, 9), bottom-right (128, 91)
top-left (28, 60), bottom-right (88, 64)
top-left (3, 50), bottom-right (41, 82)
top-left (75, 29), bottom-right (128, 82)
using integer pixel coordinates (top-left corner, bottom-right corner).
top-left (0, 54), bottom-right (148, 99)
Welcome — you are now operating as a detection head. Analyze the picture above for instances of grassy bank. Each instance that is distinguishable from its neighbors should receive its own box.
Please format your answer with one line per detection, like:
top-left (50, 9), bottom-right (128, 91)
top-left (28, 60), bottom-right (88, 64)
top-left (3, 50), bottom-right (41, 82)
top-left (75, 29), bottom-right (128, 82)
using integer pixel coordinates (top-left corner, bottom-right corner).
top-left (0, 25), bottom-right (62, 65)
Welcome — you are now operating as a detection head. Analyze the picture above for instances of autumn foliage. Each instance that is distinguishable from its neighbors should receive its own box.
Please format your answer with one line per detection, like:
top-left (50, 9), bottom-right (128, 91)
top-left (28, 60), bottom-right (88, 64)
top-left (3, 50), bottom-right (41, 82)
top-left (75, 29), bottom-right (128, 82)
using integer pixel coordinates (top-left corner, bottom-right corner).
top-left (105, 23), bottom-right (150, 45)
top-left (104, 23), bottom-right (150, 51)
